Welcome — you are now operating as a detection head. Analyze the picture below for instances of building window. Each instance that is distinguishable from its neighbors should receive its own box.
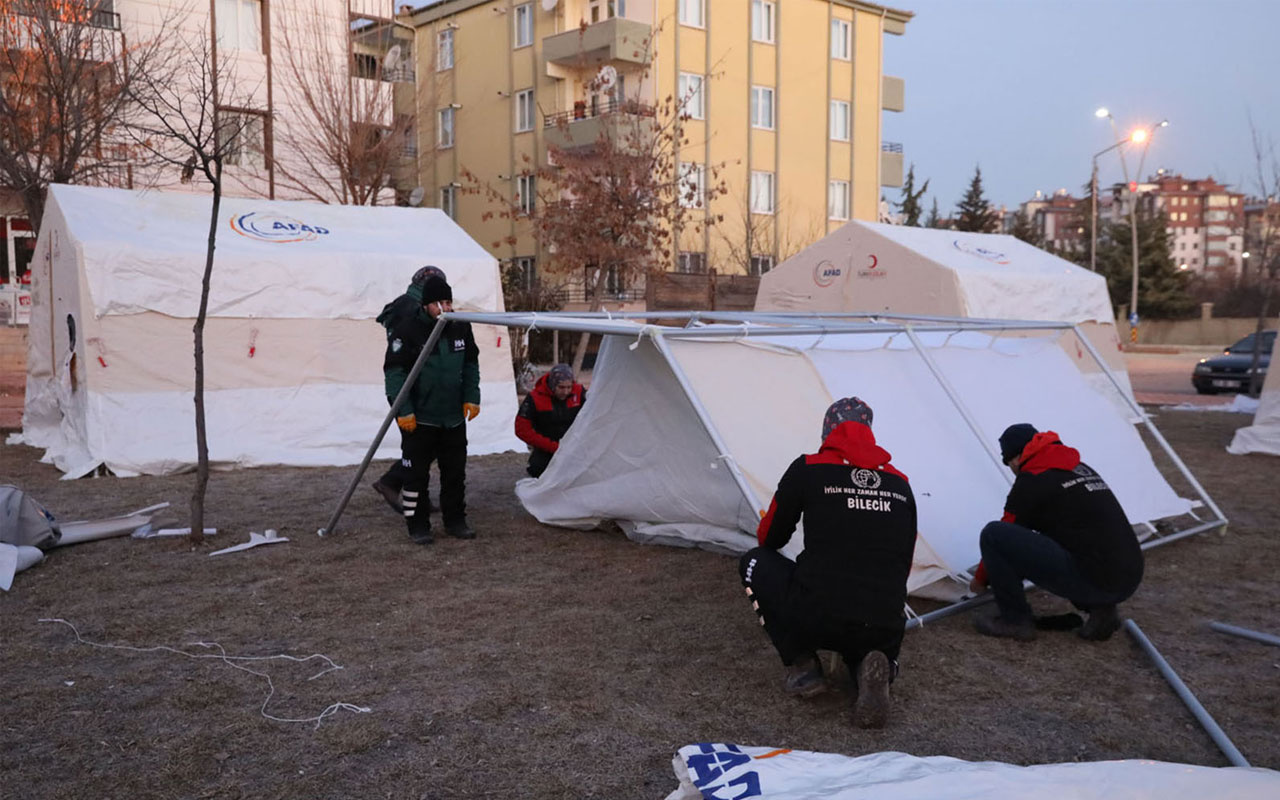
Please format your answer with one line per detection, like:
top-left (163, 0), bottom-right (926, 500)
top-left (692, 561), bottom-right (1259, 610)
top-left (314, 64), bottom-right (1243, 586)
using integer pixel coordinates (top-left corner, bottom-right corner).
top-left (750, 170), bottom-right (775, 215)
top-left (514, 3), bottom-right (533, 48)
top-left (515, 89), bottom-right (535, 133)
top-left (440, 185), bottom-right (457, 219)
top-left (589, 0), bottom-right (626, 22)
top-left (751, 0), bottom-right (775, 43)
top-left (219, 111), bottom-right (266, 167)
top-left (437, 29), bottom-right (454, 71)
top-left (750, 86), bottom-right (774, 130)
top-left (679, 162), bottom-right (705, 208)
top-left (830, 99), bottom-right (850, 141)
top-left (678, 73), bottom-right (704, 120)
top-left (517, 174), bottom-right (535, 215)
top-left (750, 254), bottom-right (774, 275)
top-left (514, 256), bottom-right (536, 289)
top-left (216, 0), bottom-right (262, 53)
top-left (831, 18), bottom-right (851, 60)
top-left (437, 107), bottom-right (455, 148)
top-left (678, 0), bottom-right (704, 28)
top-left (677, 251), bottom-right (707, 273)
top-left (829, 179), bottom-right (850, 220)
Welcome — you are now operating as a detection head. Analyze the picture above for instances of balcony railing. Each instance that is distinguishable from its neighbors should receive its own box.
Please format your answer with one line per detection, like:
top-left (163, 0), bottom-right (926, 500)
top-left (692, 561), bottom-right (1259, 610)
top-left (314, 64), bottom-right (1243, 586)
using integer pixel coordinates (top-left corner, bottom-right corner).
top-left (881, 141), bottom-right (903, 153)
top-left (544, 98), bottom-right (655, 128)
top-left (551, 285), bottom-right (645, 304)
top-left (12, 1), bottom-right (120, 30)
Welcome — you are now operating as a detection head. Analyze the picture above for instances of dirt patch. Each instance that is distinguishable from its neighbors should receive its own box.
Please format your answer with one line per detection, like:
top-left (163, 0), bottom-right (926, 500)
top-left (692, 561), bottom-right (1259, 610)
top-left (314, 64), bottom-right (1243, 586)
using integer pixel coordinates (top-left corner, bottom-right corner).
top-left (1, 410), bottom-right (1277, 798)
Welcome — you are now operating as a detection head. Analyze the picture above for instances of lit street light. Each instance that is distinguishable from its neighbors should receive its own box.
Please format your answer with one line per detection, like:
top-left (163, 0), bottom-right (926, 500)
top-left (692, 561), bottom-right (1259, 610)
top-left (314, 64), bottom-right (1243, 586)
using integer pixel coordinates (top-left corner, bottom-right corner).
top-left (1126, 119), bottom-right (1170, 341)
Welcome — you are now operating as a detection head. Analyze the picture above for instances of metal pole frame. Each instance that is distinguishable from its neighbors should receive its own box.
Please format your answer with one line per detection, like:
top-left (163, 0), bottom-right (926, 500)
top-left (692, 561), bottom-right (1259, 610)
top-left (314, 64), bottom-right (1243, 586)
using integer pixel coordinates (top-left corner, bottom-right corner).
top-left (318, 318), bottom-right (447, 537)
top-left (1124, 619), bottom-right (1251, 768)
top-left (1209, 621), bottom-right (1280, 648)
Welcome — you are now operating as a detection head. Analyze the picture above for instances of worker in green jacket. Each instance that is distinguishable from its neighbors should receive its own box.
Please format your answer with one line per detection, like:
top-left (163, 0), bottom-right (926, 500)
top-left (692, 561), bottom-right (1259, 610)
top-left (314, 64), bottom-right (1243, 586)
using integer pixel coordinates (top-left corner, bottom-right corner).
top-left (378, 274), bottom-right (480, 544)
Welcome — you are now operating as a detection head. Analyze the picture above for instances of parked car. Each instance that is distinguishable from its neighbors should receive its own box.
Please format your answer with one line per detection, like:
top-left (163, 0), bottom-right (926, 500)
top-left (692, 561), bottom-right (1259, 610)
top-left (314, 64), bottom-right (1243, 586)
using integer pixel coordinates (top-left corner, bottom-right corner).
top-left (1191, 330), bottom-right (1275, 394)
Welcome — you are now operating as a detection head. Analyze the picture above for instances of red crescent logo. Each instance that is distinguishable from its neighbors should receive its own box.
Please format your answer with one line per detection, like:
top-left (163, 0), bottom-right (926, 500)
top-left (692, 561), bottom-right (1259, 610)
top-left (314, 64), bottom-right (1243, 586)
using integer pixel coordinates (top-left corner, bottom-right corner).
top-left (868, 254), bottom-right (878, 269)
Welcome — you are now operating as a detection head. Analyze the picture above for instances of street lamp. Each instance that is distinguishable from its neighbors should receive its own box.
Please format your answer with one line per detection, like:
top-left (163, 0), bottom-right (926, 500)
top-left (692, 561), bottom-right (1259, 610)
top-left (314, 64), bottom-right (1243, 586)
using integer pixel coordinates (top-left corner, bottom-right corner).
top-left (1126, 119), bottom-right (1169, 341)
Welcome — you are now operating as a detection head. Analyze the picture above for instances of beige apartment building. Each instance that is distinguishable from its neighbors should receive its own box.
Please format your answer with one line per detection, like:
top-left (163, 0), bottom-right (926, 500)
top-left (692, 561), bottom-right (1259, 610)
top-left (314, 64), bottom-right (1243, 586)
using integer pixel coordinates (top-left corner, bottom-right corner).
top-left (406, 0), bottom-right (911, 296)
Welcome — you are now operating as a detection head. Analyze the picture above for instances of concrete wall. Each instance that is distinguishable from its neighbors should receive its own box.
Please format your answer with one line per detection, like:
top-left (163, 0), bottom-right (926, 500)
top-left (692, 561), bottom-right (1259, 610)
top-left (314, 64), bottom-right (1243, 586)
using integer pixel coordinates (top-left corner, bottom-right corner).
top-left (1120, 314), bottom-right (1280, 346)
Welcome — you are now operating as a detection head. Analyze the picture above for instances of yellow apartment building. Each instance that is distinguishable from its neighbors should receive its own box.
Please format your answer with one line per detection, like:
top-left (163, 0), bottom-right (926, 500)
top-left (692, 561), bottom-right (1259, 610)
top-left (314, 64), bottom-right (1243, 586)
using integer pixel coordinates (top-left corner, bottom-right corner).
top-left (405, 0), bottom-right (911, 297)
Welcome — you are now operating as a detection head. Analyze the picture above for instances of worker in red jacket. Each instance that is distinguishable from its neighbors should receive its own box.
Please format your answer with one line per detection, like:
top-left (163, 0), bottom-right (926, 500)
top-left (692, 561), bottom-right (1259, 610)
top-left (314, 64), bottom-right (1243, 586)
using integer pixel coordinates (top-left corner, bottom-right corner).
top-left (739, 397), bottom-right (917, 729)
top-left (514, 364), bottom-right (586, 477)
top-left (969, 423), bottom-right (1143, 642)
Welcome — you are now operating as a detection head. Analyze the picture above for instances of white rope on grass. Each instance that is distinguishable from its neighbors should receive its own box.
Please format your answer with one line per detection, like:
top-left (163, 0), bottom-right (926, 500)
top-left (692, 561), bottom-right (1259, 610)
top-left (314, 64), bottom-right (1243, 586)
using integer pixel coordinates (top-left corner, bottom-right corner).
top-left (39, 618), bottom-right (372, 728)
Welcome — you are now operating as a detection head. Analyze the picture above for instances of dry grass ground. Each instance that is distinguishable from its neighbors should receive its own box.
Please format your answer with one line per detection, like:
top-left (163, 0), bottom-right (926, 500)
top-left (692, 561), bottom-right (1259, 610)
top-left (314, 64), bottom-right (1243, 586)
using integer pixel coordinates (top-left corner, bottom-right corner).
top-left (1, 409), bottom-right (1278, 798)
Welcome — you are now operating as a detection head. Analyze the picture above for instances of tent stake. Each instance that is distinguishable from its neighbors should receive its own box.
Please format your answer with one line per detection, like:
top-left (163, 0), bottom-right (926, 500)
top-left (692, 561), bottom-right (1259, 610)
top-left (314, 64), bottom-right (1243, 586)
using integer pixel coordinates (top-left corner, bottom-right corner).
top-left (1124, 619), bottom-right (1250, 767)
top-left (318, 317), bottom-right (447, 537)
top-left (1209, 621), bottom-right (1280, 648)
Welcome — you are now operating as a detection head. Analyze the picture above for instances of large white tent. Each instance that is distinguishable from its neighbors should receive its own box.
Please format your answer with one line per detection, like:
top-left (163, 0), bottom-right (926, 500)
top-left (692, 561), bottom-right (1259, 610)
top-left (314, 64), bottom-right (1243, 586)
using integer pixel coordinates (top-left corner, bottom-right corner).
top-left (755, 221), bottom-right (1135, 408)
top-left (449, 312), bottom-right (1220, 600)
top-left (1227, 362), bottom-right (1280, 455)
top-left (19, 184), bottom-right (521, 477)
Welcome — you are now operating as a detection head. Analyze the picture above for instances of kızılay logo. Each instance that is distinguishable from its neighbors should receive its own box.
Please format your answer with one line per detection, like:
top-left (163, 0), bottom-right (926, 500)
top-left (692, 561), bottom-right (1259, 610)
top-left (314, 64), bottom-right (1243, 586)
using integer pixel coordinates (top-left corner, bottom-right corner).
top-left (230, 211), bottom-right (331, 243)
top-left (952, 238), bottom-right (1010, 265)
top-left (812, 259), bottom-right (842, 288)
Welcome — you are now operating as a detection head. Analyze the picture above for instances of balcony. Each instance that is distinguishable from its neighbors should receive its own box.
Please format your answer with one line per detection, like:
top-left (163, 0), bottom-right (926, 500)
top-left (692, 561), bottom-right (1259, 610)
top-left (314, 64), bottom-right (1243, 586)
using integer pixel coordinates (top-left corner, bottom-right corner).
top-left (543, 17), bottom-right (652, 69)
top-left (543, 98), bottom-right (655, 153)
top-left (881, 142), bottom-right (903, 188)
top-left (882, 76), bottom-right (904, 112)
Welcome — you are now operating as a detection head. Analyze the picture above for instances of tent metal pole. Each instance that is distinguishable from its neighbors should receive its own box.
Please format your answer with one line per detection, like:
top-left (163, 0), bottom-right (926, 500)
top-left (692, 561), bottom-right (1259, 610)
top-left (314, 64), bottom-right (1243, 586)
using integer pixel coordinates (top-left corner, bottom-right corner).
top-left (318, 317), bottom-right (447, 537)
top-left (904, 592), bottom-right (995, 630)
top-left (650, 332), bottom-right (764, 520)
top-left (901, 326), bottom-right (1012, 481)
top-left (1209, 621), bottom-right (1280, 647)
top-left (1140, 519), bottom-right (1225, 550)
top-left (1072, 325), bottom-right (1228, 526)
top-left (1124, 619), bottom-right (1251, 767)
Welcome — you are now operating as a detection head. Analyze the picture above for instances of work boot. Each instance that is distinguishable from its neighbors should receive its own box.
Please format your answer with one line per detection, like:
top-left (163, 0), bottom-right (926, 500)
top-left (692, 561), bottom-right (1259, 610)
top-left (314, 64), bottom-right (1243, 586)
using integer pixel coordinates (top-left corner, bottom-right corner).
top-left (371, 478), bottom-right (403, 514)
top-left (851, 651), bottom-right (892, 729)
top-left (781, 654), bottom-right (826, 698)
top-left (445, 520), bottom-right (476, 540)
top-left (407, 522), bottom-right (434, 545)
top-left (1078, 605), bottom-right (1121, 641)
top-left (973, 613), bottom-right (1036, 641)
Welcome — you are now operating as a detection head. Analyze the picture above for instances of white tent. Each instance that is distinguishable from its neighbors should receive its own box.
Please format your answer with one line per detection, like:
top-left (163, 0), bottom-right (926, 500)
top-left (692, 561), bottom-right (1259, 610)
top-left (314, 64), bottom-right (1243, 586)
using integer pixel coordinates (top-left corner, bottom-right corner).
top-left (450, 313), bottom-right (1218, 600)
top-left (1227, 362), bottom-right (1280, 455)
top-left (19, 184), bottom-right (521, 477)
top-left (755, 221), bottom-right (1135, 409)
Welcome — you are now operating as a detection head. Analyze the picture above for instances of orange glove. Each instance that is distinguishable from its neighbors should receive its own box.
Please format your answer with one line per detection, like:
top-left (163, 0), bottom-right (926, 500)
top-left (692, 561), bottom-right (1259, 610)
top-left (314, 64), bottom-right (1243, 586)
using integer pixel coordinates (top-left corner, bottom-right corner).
top-left (396, 413), bottom-right (417, 433)
top-left (463, 403), bottom-right (481, 421)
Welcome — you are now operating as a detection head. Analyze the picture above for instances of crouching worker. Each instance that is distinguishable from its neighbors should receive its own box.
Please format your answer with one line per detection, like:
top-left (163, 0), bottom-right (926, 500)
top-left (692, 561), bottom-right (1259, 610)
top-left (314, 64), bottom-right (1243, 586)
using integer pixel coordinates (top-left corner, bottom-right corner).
top-left (970, 424), bottom-right (1143, 642)
top-left (514, 364), bottom-right (586, 477)
top-left (738, 397), bottom-right (917, 729)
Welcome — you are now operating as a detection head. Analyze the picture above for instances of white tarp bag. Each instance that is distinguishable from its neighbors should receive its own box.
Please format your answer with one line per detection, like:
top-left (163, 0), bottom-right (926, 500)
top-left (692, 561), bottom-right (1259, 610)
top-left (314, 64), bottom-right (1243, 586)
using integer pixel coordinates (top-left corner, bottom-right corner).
top-left (0, 484), bottom-right (61, 549)
top-left (666, 745), bottom-right (1280, 800)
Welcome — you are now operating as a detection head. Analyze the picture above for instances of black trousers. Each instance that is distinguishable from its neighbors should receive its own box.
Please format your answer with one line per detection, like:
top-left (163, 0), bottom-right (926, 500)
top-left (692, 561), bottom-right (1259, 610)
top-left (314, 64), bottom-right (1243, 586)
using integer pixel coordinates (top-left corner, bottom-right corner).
top-left (401, 423), bottom-right (467, 532)
top-left (738, 547), bottom-right (903, 678)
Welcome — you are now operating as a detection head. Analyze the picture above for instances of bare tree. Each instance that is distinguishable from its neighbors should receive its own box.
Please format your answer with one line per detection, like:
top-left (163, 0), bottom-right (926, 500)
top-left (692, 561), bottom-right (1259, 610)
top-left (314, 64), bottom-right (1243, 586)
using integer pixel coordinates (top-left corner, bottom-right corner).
top-left (0, 0), bottom-right (171, 232)
top-left (272, 2), bottom-right (416, 205)
top-left (1245, 119), bottom-right (1280, 396)
top-left (715, 191), bottom-right (822, 276)
top-left (125, 25), bottom-right (256, 544)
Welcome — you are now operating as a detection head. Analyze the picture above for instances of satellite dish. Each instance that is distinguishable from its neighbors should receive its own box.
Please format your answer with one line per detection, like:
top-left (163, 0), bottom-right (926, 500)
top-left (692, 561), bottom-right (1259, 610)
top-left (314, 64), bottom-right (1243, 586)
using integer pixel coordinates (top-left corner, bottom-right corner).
top-left (383, 44), bottom-right (402, 71)
top-left (408, 186), bottom-right (425, 207)
top-left (541, 0), bottom-right (558, 10)
top-left (596, 64), bottom-right (617, 93)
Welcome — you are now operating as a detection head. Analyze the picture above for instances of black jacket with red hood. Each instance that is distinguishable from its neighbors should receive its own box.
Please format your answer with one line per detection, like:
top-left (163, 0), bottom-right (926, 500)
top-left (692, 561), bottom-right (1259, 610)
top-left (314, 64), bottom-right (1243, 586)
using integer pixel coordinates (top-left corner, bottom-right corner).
top-left (756, 421), bottom-right (917, 629)
top-left (515, 372), bottom-right (586, 475)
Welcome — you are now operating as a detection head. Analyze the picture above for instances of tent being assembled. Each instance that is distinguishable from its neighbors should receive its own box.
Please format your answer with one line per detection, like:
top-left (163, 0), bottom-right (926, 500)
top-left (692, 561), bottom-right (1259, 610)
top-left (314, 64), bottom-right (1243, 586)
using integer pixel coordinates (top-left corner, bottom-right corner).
top-left (449, 312), bottom-right (1221, 600)
top-left (1227, 361), bottom-right (1280, 456)
top-left (755, 221), bottom-right (1135, 410)
top-left (20, 184), bottom-right (522, 477)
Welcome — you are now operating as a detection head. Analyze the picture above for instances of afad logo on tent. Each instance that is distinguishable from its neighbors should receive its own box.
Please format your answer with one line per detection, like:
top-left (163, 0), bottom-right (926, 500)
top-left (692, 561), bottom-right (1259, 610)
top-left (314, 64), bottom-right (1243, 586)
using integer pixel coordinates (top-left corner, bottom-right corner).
top-left (812, 259), bottom-right (844, 288)
top-left (230, 211), bottom-right (332, 243)
top-left (952, 238), bottom-right (1010, 265)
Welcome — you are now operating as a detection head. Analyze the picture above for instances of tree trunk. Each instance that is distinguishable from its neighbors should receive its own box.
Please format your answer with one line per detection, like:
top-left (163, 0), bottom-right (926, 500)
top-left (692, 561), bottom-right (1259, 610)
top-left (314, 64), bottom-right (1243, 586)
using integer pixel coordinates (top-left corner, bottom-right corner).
top-left (190, 170), bottom-right (221, 544)
top-left (1247, 269), bottom-right (1275, 397)
top-left (571, 266), bottom-right (612, 375)
top-left (21, 185), bottom-right (46, 238)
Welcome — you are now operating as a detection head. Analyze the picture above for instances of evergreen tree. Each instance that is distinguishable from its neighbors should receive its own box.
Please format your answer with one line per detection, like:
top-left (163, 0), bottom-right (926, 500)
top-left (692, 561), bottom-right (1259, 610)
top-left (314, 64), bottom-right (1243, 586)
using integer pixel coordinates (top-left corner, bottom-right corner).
top-left (1009, 209), bottom-right (1043, 248)
top-left (954, 165), bottom-right (998, 232)
top-left (925, 197), bottom-right (944, 229)
top-left (1094, 209), bottom-right (1194, 319)
top-left (895, 164), bottom-right (929, 226)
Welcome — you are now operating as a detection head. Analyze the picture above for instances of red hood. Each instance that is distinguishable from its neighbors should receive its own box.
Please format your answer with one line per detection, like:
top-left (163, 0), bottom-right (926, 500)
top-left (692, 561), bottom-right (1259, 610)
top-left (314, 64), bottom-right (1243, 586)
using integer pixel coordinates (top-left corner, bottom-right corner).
top-left (532, 373), bottom-right (583, 402)
top-left (1019, 431), bottom-right (1081, 474)
top-left (808, 421), bottom-right (907, 481)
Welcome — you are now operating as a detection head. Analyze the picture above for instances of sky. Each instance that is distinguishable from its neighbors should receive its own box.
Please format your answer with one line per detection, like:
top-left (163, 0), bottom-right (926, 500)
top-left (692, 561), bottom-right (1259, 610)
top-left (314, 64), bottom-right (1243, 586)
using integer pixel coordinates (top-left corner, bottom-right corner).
top-left (881, 0), bottom-right (1280, 215)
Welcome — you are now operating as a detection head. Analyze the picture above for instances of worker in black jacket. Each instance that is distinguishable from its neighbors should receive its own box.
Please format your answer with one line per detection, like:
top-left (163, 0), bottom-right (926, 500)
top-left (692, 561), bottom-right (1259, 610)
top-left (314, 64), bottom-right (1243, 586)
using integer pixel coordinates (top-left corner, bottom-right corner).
top-left (514, 363), bottom-right (586, 477)
top-left (739, 397), bottom-right (917, 729)
top-left (970, 423), bottom-right (1143, 642)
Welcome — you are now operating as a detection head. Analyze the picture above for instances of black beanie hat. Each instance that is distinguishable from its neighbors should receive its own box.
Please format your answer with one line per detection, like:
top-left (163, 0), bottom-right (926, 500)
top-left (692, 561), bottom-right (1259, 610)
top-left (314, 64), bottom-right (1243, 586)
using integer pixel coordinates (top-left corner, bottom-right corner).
top-left (999, 423), bottom-right (1038, 465)
top-left (412, 265), bottom-right (447, 286)
top-left (420, 275), bottom-right (453, 305)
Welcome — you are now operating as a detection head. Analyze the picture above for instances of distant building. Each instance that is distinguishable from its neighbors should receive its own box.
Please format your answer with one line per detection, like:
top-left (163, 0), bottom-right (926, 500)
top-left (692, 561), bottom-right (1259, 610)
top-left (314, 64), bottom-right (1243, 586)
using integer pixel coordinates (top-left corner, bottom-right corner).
top-left (1019, 189), bottom-right (1083, 252)
top-left (1243, 198), bottom-right (1280, 281)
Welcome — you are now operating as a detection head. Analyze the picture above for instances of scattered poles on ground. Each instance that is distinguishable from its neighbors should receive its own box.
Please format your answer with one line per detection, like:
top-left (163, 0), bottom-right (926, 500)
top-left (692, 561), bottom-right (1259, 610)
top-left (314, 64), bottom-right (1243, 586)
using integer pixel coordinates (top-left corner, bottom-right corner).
top-left (1209, 621), bottom-right (1280, 648)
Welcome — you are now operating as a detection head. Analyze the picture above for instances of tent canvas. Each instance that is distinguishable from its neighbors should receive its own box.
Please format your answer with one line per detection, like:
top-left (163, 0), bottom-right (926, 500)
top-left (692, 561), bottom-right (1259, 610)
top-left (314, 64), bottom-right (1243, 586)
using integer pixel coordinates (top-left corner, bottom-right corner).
top-left (754, 221), bottom-right (1135, 410)
top-left (1227, 359), bottom-right (1280, 455)
top-left (19, 184), bottom-right (522, 477)
top-left (488, 313), bottom-right (1209, 600)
